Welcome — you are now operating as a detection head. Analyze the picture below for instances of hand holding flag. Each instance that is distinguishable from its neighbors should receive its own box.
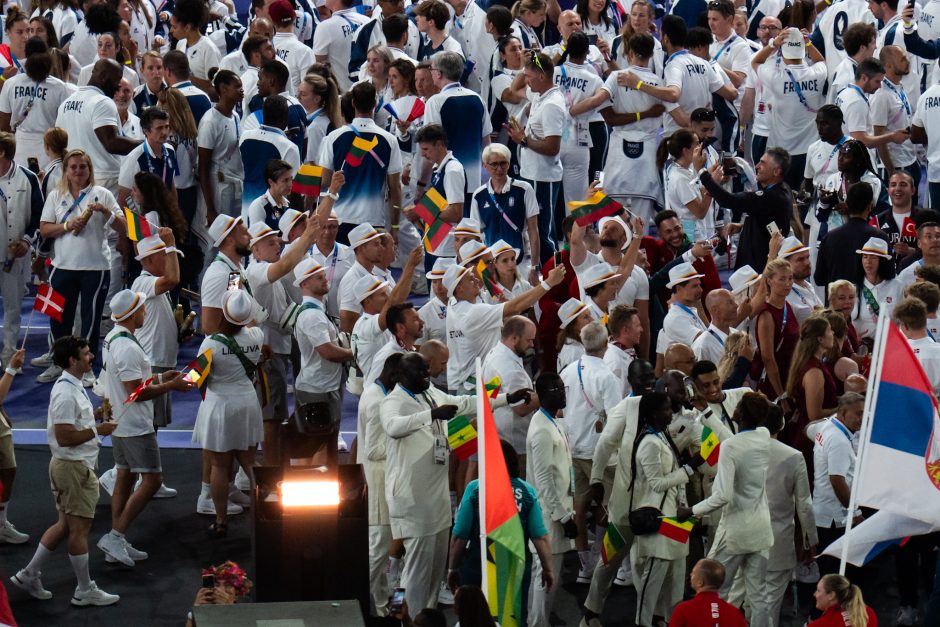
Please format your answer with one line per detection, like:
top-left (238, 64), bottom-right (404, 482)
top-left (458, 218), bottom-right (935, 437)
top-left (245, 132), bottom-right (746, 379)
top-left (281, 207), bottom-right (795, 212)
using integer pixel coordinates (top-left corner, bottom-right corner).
top-left (33, 283), bottom-right (65, 322)
top-left (183, 350), bottom-right (212, 398)
top-left (123, 207), bottom-right (155, 242)
top-left (292, 164), bottom-right (324, 196)
top-left (568, 191), bottom-right (624, 227)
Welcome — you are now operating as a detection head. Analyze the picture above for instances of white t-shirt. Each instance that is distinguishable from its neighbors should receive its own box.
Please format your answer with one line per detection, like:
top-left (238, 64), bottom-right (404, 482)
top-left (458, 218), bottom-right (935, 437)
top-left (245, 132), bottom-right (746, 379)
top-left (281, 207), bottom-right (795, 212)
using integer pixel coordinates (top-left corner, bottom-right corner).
top-left (812, 417), bottom-right (856, 527)
top-left (603, 342), bottom-right (635, 397)
top-left (0, 74), bottom-right (70, 135)
top-left (423, 153), bottom-right (465, 257)
top-left (351, 311), bottom-right (391, 388)
top-left (312, 8), bottom-right (371, 92)
top-left (602, 66), bottom-right (663, 141)
top-left (245, 258), bottom-right (294, 355)
top-left (709, 32), bottom-right (752, 108)
top-left (55, 86), bottom-right (123, 178)
top-left (803, 137), bottom-right (846, 187)
top-left (131, 272), bottom-right (178, 368)
top-left (665, 164), bottom-right (710, 241)
top-left (102, 325), bottom-right (155, 437)
top-left (295, 296), bottom-right (344, 393)
top-left (176, 36), bottom-right (223, 81)
top-left (273, 31), bottom-right (312, 95)
top-left (48, 371), bottom-right (99, 468)
top-left (197, 107), bottom-right (244, 181)
top-left (446, 298), bottom-right (506, 391)
top-left (519, 87), bottom-right (566, 182)
top-left (815, 0), bottom-right (876, 78)
top-left (871, 78), bottom-right (917, 167)
top-left (339, 260), bottom-right (379, 316)
top-left (663, 50), bottom-right (726, 135)
top-left (482, 341), bottom-right (533, 452)
top-left (913, 84), bottom-right (940, 182)
top-left (761, 60), bottom-right (828, 154)
top-left (745, 60), bottom-right (772, 136)
top-left (907, 335), bottom-right (940, 397)
top-left (40, 186), bottom-right (119, 270)
top-left (559, 355), bottom-right (622, 459)
top-left (553, 61), bottom-right (604, 142)
top-left (835, 84), bottom-right (877, 164)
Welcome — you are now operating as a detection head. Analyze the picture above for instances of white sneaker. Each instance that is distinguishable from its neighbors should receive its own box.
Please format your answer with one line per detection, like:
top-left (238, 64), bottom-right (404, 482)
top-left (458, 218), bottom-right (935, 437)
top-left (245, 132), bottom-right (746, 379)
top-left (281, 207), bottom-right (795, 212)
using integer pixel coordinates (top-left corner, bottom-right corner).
top-left (11, 570), bottom-right (52, 600)
top-left (614, 560), bottom-right (633, 587)
top-left (228, 485), bottom-right (251, 507)
top-left (234, 467), bottom-right (251, 491)
top-left (30, 352), bottom-right (52, 368)
top-left (437, 581), bottom-right (454, 606)
top-left (36, 364), bottom-right (62, 383)
top-left (153, 483), bottom-right (178, 498)
top-left (196, 493), bottom-right (244, 516)
top-left (895, 605), bottom-right (917, 626)
top-left (99, 467), bottom-right (117, 496)
top-left (97, 533), bottom-right (134, 567)
top-left (81, 371), bottom-right (96, 388)
top-left (337, 434), bottom-right (348, 452)
top-left (0, 520), bottom-right (29, 544)
top-left (106, 538), bottom-right (148, 563)
top-left (577, 566), bottom-right (593, 584)
top-left (71, 581), bottom-right (120, 606)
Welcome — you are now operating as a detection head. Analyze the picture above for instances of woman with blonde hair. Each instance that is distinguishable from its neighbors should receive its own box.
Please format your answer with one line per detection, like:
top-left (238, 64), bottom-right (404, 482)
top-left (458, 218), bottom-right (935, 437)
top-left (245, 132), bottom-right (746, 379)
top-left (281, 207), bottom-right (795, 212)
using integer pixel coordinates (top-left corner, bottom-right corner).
top-left (360, 45), bottom-right (395, 129)
top-left (159, 87), bottom-right (200, 229)
top-left (828, 279), bottom-right (862, 358)
top-left (510, 0), bottom-right (546, 49)
top-left (610, 0), bottom-right (662, 74)
top-left (752, 258), bottom-right (799, 403)
top-left (489, 240), bottom-right (531, 298)
top-left (809, 574), bottom-right (876, 627)
top-left (716, 330), bottom-right (751, 386)
top-left (297, 73), bottom-right (341, 164)
top-left (786, 315), bottom-right (837, 464)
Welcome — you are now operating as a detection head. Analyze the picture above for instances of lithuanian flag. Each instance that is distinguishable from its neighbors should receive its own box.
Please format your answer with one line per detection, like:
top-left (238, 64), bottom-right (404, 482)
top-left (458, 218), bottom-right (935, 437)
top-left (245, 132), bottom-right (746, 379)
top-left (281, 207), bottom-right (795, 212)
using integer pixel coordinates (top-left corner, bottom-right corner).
top-left (447, 415), bottom-right (477, 459)
top-left (477, 259), bottom-right (504, 299)
top-left (345, 135), bottom-right (380, 167)
top-left (600, 522), bottom-right (626, 565)
top-left (292, 164), bottom-right (323, 196)
top-left (415, 188), bottom-right (452, 253)
top-left (658, 517), bottom-right (695, 543)
top-left (701, 426), bottom-right (720, 466)
top-left (478, 360), bottom-right (525, 627)
top-left (183, 349), bottom-right (212, 398)
top-left (124, 207), bottom-right (154, 242)
top-left (567, 191), bottom-right (623, 227)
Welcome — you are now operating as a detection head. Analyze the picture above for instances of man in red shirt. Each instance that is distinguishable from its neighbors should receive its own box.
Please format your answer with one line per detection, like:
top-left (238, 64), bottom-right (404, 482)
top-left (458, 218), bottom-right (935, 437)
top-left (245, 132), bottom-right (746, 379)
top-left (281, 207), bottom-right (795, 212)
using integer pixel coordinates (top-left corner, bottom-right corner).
top-left (670, 559), bottom-right (747, 627)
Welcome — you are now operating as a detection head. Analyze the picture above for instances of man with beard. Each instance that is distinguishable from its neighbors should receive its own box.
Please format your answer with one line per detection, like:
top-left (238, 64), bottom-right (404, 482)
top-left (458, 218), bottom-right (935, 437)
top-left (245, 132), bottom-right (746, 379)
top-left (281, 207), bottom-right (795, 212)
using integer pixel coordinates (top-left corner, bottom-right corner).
top-left (778, 236), bottom-right (823, 325)
top-left (570, 214), bottom-right (650, 357)
top-left (382, 352), bottom-right (528, 612)
top-left (872, 46), bottom-right (919, 197)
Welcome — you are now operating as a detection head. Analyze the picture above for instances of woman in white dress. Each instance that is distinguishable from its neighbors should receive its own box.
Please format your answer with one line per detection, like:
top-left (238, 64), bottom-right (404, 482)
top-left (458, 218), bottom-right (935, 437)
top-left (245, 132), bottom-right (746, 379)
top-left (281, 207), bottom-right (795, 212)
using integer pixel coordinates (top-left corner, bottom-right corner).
top-left (193, 289), bottom-right (264, 537)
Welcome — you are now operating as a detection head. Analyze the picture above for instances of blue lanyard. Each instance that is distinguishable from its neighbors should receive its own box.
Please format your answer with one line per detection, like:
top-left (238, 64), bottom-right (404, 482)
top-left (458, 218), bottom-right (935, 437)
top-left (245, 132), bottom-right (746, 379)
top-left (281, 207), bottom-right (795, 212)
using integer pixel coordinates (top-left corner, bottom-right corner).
top-left (335, 11), bottom-right (360, 34)
top-left (675, 303), bottom-right (702, 326)
top-left (711, 35), bottom-right (738, 63)
top-left (707, 328), bottom-right (725, 347)
top-left (881, 78), bottom-right (910, 115)
top-left (60, 190), bottom-right (89, 223)
top-left (307, 108), bottom-right (322, 125)
top-left (576, 359), bottom-right (595, 410)
top-left (783, 65), bottom-right (815, 112)
top-left (778, 302), bottom-right (789, 335)
top-left (847, 83), bottom-right (868, 105)
top-left (665, 49), bottom-right (689, 66)
top-left (487, 183), bottom-right (520, 233)
top-left (375, 380), bottom-right (388, 395)
top-left (260, 124), bottom-right (286, 137)
top-left (791, 286), bottom-right (808, 305)
top-left (144, 142), bottom-right (170, 182)
top-left (820, 136), bottom-right (847, 173)
top-left (831, 417), bottom-right (852, 441)
top-left (10, 51), bottom-right (22, 71)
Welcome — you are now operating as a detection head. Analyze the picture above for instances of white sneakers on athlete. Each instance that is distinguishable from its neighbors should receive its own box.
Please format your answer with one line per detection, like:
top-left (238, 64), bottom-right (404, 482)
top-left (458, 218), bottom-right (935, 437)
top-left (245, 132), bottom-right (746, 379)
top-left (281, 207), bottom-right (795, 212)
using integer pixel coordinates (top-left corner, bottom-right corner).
top-left (36, 364), bottom-right (62, 383)
top-left (338, 434), bottom-right (348, 452)
top-left (437, 581), bottom-right (454, 606)
top-left (10, 570), bottom-right (52, 600)
top-left (196, 494), bottom-right (244, 516)
top-left (104, 537), bottom-right (148, 563)
top-left (0, 520), bottom-right (29, 544)
top-left (228, 485), bottom-right (251, 507)
top-left (30, 352), bottom-right (53, 368)
top-left (613, 559), bottom-right (633, 587)
top-left (97, 532), bottom-right (134, 567)
top-left (152, 483), bottom-right (178, 498)
top-left (71, 582), bottom-right (120, 606)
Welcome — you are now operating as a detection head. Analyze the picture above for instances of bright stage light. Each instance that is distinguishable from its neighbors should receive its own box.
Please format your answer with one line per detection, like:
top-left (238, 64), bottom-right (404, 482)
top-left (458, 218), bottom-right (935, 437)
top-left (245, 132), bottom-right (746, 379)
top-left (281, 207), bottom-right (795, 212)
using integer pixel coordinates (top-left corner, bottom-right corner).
top-left (279, 480), bottom-right (341, 507)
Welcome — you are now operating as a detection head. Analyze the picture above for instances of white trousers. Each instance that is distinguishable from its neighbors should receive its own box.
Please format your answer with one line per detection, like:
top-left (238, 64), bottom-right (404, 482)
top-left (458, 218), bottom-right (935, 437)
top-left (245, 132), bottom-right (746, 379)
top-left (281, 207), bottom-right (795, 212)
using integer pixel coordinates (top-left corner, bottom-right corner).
top-left (561, 146), bottom-right (590, 205)
top-left (764, 567), bottom-right (793, 627)
top-left (632, 551), bottom-right (684, 627)
top-left (401, 528), bottom-right (449, 613)
top-left (368, 524), bottom-right (392, 616)
top-left (529, 551), bottom-right (565, 627)
top-left (583, 534), bottom-right (632, 614)
top-left (709, 540), bottom-right (771, 627)
top-left (0, 256), bottom-right (27, 354)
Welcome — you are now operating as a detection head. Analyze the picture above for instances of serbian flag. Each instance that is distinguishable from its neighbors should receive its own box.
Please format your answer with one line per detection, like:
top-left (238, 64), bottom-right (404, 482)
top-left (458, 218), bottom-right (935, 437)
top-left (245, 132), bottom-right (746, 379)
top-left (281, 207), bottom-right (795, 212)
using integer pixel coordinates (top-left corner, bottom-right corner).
top-left (345, 135), bottom-right (381, 167)
top-left (33, 283), bottom-right (65, 322)
top-left (415, 188), bottom-right (452, 253)
top-left (123, 207), bottom-right (154, 242)
top-left (700, 426), bottom-right (720, 466)
top-left (658, 517), bottom-right (695, 543)
top-left (124, 376), bottom-right (154, 404)
top-left (820, 510), bottom-right (939, 566)
top-left (383, 96), bottom-right (425, 124)
top-left (292, 164), bottom-right (323, 196)
top-left (567, 191), bottom-right (623, 227)
top-left (447, 415), bottom-right (478, 459)
top-left (854, 318), bottom-right (940, 527)
top-left (477, 259), bottom-right (504, 299)
top-left (600, 522), bottom-right (626, 565)
top-left (477, 358), bottom-right (525, 627)
top-left (183, 349), bottom-right (212, 398)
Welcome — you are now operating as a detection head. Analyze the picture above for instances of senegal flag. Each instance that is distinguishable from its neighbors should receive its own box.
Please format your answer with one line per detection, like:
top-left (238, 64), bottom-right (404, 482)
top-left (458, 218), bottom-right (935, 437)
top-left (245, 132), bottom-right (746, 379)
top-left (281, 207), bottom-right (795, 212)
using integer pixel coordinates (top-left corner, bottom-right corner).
top-left (477, 359), bottom-right (525, 627)
top-left (600, 522), bottom-right (626, 565)
top-left (124, 207), bottom-right (154, 242)
top-left (701, 426), bottom-right (720, 466)
top-left (447, 415), bottom-right (477, 459)
top-left (345, 135), bottom-right (380, 167)
top-left (292, 164), bottom-right (323, 196)
top-left (567, 191), bottom-right (623, 227)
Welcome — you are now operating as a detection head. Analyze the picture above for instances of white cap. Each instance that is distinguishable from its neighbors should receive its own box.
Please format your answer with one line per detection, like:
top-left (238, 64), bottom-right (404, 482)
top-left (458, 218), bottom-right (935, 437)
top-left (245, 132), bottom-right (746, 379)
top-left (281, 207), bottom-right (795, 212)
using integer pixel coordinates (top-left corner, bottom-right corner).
top-left (426, 257), bottom-right (455, 280)
top-left (459, 240), bottom-right (490, 267)
top-left (110, 289), bottom-right (147, 322)
top-left (856, 237), bottom-right (891, 259)
top-left (293, 257), bottom-right (326, 287)
top-left (777, 235), bottom-right (809, 258)
top-left (248, 223), bottom-right (280, 248)
top-left (782, 27), bottom-right (805, 60)
top-left (277, 209), bottom-right (306, 242)
top-left (134, 234), bottom-right (183, 261)
top-left (453, 218), bottom-right (482, 237)
top-left (728, 265), bottom-right (761, 294)
top-left (353, 275), bottom-right (388, 303)
top-left (666, 262), bottom-right (705, 289)
top-left (489, 239), bottom-right (519, 260)
top-left (442, 263), bottom-right (470, 298)
top-left (581, 263), bottom-right (622, 289)
top-left (208, 215), bottom-right (242, 248)
top-left (327, 210), bottom-right (339, 223)
top-left (558, 298), bottom-right (592, 328)
top-left (598, 215), bottom-right (633, 250)
top-left (348, 223), bottom-right (383, 249)
top-left (222, 290), bottom-right (253, 325)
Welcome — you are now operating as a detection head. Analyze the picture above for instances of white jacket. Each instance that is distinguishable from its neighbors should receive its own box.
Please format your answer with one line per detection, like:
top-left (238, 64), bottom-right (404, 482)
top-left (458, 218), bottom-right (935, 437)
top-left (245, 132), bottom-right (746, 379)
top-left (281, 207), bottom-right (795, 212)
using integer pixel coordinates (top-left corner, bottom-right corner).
top-left (766, 438), bottom-right (817, 570)
top-left (526, 409), bottom-right (575, 554)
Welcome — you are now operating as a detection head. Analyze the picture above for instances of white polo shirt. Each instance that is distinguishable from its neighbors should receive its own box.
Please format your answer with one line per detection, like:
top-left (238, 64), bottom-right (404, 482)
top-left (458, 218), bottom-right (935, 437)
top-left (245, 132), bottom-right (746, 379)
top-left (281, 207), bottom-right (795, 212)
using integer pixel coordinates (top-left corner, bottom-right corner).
top-left (663, 50), bottom-right (726, 135)
top-left (482, 340), bottom-right (534, 452)
top-left (709, 32), bottom-right (752, 108)
top-left (913, 84), bottom-right (940, 182)
top-left (559, 355), bottom-right (622, 459)
top-left (245, 258), bottom-right (294, 355)
top-left (102, 325), bottom-right (154, 437)
top-left (519, 86), bottom-right (565, 182)
top-left (48, 370), bottom-right (99, 468)
top-left (274, 31), bottom-right (312, 95)
top-left (312, 8), bottom-right (371, 91)
top-left (871, 78), bottom-right (917, 167)
top-left (812, 416), bottom-right (856, 528)
top-left (692, 324), bottom-right (726, 365)
top-left (55, 86), bottom-right (123, 179)
top-left (0, 74), bottom-right (70, 135)
top-left (660, 301), bottom-right (708, 353)
top-left (835, 84), bottom-right (876, 161)
top-left (446, 298), bottom-right (506, 391)
top-left (338, 260), bottom-right (380, 316)
top-left (418, 295), bottom-right (448, 344)
top-left (131, 271), bottom-right (178, 368)
top-left (602, 66), bottom-right (663, 141)
top-left (176, 36), bottom-right (222, 81)
top-left (603, 342), bottom-right (635, 397)
top-left (40, 186), bottom-right (119, 271)
top-left (309, 241), bottom-right (355, 320)
top-left (351, 311), bottom-right (391, 389)
top-left (787, 280), bottom-right (824, 326)
top-left (665, 164), bottom-right (710, 241)
top-left (423, 152), bottom-right (465, 257)
top-left (295, 296), bottom-right (344, 393)
top-left (197, 107), bottom-right (244, 181)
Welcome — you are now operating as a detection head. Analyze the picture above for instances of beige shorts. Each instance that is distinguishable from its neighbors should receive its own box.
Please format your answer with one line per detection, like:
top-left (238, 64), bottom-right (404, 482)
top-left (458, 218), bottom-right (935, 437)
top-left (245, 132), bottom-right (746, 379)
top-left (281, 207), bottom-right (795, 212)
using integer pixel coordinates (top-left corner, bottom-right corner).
top-left (49, 458), bottom-right (99, 519)
top-left (0, 435), bottom-right (14, 470)
top-left (573, 458), bottom-right (615, 508)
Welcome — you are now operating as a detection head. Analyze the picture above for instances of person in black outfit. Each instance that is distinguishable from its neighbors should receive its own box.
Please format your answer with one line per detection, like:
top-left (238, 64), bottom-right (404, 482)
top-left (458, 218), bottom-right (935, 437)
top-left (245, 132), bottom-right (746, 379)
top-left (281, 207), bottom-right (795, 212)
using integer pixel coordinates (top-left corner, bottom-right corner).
top-left (699, 147), bottom-right (792, 272)
top-left (814, 182), bottom-right (889, 289)
top-left (870, 170), bottom-right (922, 271)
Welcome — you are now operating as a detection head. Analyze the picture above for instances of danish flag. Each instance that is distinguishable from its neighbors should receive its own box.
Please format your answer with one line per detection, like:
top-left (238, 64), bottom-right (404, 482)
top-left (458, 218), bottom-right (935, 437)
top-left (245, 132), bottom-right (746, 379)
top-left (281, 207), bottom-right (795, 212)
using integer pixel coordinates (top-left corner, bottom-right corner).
top-left (34, 284), bottom-right (65, 322)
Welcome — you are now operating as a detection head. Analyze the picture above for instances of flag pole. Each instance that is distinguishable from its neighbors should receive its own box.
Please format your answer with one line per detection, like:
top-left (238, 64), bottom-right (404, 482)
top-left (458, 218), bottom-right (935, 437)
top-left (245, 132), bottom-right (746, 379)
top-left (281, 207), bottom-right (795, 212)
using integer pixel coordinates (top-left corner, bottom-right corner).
top-left (19, 307), bottom-right (35, 350)
top-left (476, 357), bottom-right (490, 609)
top-left (839, 313), bottom-right (888, 574)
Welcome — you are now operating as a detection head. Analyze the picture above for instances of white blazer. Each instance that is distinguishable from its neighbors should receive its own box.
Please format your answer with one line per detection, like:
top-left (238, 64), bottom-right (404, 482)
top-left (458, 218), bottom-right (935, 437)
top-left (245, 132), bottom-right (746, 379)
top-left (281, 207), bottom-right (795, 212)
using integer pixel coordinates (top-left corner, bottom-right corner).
top-left (526, 410), bottom-right (575, 554)
top-left (766, 438), bottom-right (818, 570)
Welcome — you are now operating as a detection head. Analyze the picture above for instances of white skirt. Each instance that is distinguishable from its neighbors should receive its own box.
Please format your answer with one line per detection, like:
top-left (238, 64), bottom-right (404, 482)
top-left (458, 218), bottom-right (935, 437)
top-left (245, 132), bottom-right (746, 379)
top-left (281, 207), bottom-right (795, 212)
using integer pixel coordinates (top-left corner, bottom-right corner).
top-left (193, 387), bottom-right (263, 452)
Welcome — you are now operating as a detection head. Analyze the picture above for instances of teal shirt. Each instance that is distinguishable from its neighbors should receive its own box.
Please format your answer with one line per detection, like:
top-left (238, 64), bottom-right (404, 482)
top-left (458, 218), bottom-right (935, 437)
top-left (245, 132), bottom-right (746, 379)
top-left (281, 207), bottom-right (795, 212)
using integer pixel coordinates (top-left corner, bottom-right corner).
top-left (452, 477), bottom-right (548, 542)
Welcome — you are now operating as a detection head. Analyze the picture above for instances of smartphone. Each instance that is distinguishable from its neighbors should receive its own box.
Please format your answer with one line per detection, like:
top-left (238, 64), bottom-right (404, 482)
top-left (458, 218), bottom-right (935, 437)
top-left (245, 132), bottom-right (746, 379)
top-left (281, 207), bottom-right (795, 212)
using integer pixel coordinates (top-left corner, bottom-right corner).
top-left (766, 222), bottom-right (780, 236)
top-left (27, 157), bottom-right (39, 174)
top-left (586, 33), bottom-right (598, 45)
top-left (721, 152), bottom-right (738, 176)
top-left (553, 251), bottom-right (563, 268)
top-left (227, 272), bottom-right (241, 291)
top-left (389, 587), bottom-right (405, 613)
top-left (202, 574), bottom-right (215, 589)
